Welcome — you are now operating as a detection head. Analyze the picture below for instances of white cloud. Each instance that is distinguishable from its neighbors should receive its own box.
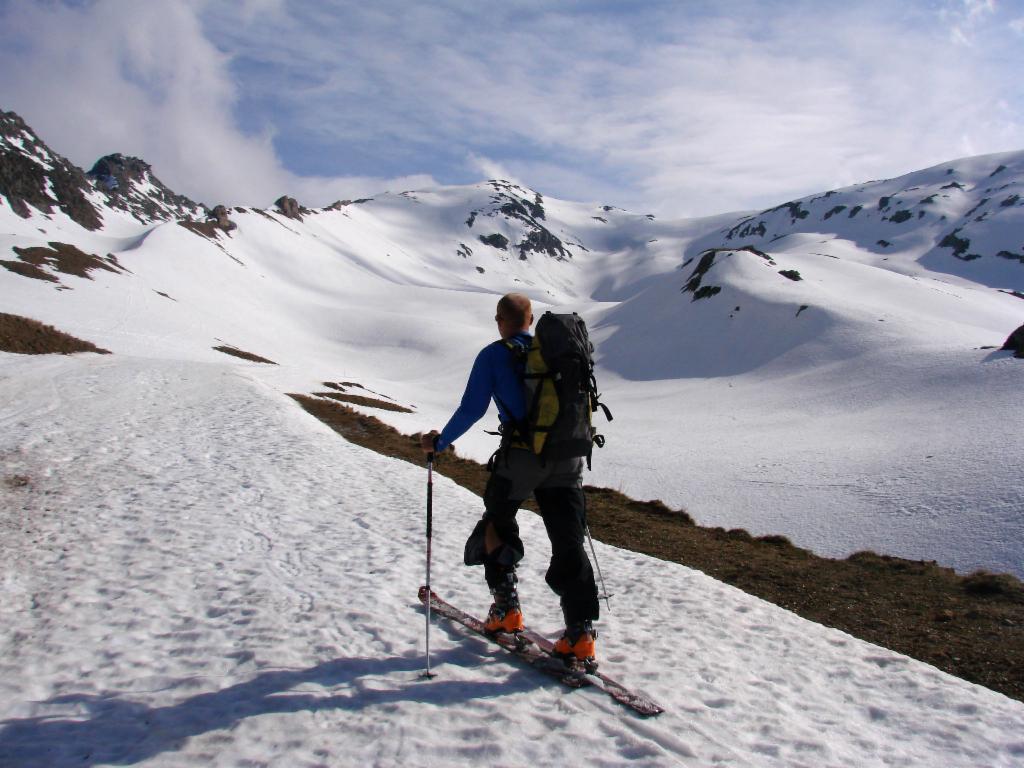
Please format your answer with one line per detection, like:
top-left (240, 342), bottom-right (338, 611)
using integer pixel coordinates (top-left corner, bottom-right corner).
top-left (963, 0), bottom-right (996, 20)
top-left (193, 1), bottom-right (1024, 216)
top-left (2, 1), bottom-right (1021, 219)
top-left (0, 0), bottom-right (427, 207)
top-left (465, 153), bottom-right (526, 187)
top-left (942, 0), bottom-right (998, 45)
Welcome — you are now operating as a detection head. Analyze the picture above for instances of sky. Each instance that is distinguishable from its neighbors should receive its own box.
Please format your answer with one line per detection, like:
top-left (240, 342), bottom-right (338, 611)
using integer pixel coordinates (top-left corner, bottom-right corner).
top-left (1, 0), bottom-right (1023, 218)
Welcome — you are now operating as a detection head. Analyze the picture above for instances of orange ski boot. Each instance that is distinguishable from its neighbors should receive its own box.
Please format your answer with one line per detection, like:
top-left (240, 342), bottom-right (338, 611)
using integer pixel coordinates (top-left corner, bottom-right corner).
top-left (484, 571), bottom-right (525, 634)
top-left (484, 603), bottom-right (525, 633)
top-left (553, 621), bottom-right (598, 672)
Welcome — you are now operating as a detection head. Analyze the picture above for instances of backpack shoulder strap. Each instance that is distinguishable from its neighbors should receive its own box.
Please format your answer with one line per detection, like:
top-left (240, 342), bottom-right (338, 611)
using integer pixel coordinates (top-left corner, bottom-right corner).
top-left (492, 337), bottom-right (528, 425)
top-left (498, 337), bottom-right (526, 358)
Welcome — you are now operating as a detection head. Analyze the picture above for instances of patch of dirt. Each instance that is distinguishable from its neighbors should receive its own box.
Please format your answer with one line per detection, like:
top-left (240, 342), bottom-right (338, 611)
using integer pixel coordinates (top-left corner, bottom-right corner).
top-left (178, 220), bottom-right (223, 240)
top-left (177, 222), bottom-right (244, 265)
top-left (0, 259), bottom-right (59, 283)
top-left (0, 312), bottom-right (111, 355)
top-left (4, 474), bottom-right (30, 489)
top-left (212, 345), bottom-right (277, 364)
top-left (313, 392), bottom-right (413, 413)
top-left (289, 392), bottom-right (1024, 703)
top-left (5, 242), bottom-right (125, 283)
top-left (254, 208), bottom-right (299, 233)
top-left (323, 380), bottom-right (400, 402)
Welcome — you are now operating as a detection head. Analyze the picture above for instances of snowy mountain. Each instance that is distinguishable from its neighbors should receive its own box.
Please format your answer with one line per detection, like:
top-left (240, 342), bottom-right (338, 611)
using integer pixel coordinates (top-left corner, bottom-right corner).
top-left (1, 107), bottom-right (1021, 577)
top-left (0, 109), bottom-right (106, 231)
top-left (3, 107), bottom-right (1024, 766)
top-left (0, 111), bottom-right (207, 232)
top-left (691, 151), bottom-right (1024, 290)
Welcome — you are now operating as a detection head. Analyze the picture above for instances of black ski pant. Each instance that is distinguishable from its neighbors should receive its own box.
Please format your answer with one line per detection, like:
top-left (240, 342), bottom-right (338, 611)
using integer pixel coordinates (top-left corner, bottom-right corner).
top-left (464, 447), bottom-right (599, 625)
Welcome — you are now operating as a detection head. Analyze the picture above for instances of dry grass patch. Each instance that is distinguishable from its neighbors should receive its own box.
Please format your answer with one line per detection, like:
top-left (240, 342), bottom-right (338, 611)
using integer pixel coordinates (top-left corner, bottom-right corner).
top-left (0, 312), bottom-right (110, 355)
top-left (313, 391), bottom-right (413, 413)
top-left (5, 242), bottom-right (126, 283)
top-left (288, 391), bottom-right (1024, 703)
top-left (0, 259), bottom-right (59, 283)
top-left (212, 345), bottom-right (277, 364)
top-left (178, 220), bottom-right (224, 240)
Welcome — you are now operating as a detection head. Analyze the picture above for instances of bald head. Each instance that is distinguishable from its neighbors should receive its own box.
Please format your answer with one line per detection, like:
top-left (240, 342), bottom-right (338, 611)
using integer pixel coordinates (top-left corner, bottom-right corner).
top-left (496, 293), bottom-right (533, 338)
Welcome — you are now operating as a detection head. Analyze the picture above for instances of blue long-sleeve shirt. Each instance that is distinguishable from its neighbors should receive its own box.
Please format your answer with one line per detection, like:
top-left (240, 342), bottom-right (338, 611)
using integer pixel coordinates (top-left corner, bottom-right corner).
top-left (435, 332), bottom-right (530, 452)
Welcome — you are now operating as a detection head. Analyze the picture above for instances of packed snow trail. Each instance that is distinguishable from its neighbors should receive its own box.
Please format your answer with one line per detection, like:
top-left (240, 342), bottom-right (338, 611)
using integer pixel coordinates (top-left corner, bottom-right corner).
top-left (1, 354), bottom-right (1023, 767)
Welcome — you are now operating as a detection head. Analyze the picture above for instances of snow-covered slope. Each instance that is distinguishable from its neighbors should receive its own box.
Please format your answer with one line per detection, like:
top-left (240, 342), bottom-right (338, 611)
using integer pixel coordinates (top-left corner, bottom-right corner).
top-left (2, 353), bottom-right (1023, 767)
top-left (1, 109), bottom-right (1022, 582)
top-left (690, 150), bottom-right (1024, 291)
top-left (3, 106), bottom-right (1024, 766)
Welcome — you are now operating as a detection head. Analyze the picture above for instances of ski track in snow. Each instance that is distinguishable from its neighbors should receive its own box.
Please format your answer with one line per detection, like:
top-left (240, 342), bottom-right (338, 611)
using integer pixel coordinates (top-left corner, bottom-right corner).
top-left (1, 354), bottom-right (1023, 767)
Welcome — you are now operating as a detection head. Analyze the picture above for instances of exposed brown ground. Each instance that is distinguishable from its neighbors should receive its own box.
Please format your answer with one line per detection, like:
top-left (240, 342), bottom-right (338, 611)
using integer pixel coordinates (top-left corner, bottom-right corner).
top-left (4, 474), bottom-right (31, 489)
top-left (178, 220), bottom-right (224, 240)
top-left (4, 242), bottom-right (126, 282)
top-left (212, 345), bottom-right (277, 364)
top-left (289, 392), bottom-right (1024, 703)
top-left (313, 391), bottom-right (413, 413)
top-left (0, 312), bottom-right (111, 355)
top-left (323, 381), bottom-right (402, 402)
top-left (0, 259), bottom-right (58, 283)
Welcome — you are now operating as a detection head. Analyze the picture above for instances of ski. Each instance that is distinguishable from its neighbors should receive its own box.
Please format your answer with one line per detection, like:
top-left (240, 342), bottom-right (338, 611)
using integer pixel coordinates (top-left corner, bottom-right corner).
top-left (418, 587), bottom-right (664, 716)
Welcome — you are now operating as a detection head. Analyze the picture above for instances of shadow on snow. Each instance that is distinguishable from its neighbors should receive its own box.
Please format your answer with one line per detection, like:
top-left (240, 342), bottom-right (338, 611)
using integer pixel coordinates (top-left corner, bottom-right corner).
top-left (0, 648), bottom-right (539, 767)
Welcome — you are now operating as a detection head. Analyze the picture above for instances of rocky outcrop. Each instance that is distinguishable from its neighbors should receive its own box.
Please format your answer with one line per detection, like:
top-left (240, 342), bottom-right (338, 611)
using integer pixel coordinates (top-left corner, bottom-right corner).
top-left (324, 198), bottom-right (372, 210)
top-left (1002, 323), bottom-right (1024, 358)
top-left (682, 250), bottom-right (721, 301)
top-left (479, 233), bottom-right (509, 250)
top-left (517, 226), bottom-right (569, 261)
top-left (0, 110), bottom-right (102, 230)
top-left (275, 195), bottom-right (306, 221)
top-left (207, 204), bottom-right (237, 232)
top-left (464, 180), bottom-right (571, 262)
top-left (0, 108), bottom-right (210, 229)
top-left (87, 153), bottom-right (207, 224)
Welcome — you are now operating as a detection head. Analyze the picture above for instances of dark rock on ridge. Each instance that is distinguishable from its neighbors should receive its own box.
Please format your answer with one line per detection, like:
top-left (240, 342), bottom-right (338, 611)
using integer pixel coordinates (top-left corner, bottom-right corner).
top-left (1002, 323), bottom-right (1024, 358)
top-left (275, 195), bottom-right (308, 221)
top-left (87, 153), bottom-right (207, 223)
top-left (208, 204), bottom-right (237, 232)
top-left (0, 110), bottom-right (102, 230)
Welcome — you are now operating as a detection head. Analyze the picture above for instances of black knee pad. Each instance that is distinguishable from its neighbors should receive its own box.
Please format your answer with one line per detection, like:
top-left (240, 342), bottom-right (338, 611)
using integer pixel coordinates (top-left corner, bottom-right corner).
top-left (484, 472), bottom-right (514, 509)
top-left (463, 518), bottom-right (489, 566)
top-left (544, 546), bottom-right (588, 595)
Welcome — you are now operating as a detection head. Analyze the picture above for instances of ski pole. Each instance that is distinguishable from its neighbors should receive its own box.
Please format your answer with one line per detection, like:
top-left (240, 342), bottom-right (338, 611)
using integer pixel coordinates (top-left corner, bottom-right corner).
top-left (585, 524), bottom-right (613, 611)
top-left (421, 452), bottom-right (438, 679)
top-left (581, 494), bottom-right (612, 610)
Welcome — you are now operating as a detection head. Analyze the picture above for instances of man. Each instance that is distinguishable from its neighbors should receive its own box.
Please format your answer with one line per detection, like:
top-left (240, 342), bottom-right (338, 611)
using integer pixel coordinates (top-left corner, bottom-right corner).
top-left (420, 292), bottom-right (601, 667)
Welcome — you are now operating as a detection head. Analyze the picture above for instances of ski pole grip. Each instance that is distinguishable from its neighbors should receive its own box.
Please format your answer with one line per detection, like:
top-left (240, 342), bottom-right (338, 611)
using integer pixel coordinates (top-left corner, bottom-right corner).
top-left (426, 455), bottom-right (434, 537)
